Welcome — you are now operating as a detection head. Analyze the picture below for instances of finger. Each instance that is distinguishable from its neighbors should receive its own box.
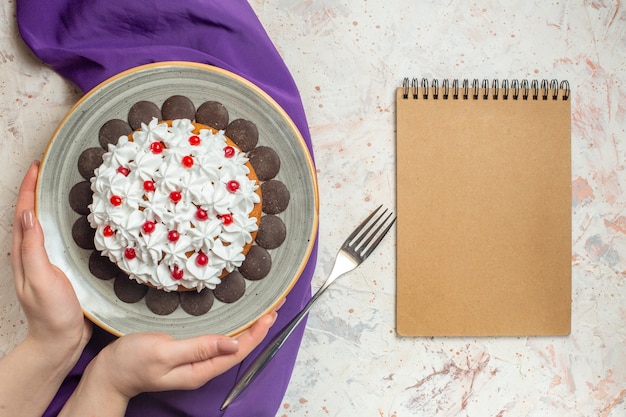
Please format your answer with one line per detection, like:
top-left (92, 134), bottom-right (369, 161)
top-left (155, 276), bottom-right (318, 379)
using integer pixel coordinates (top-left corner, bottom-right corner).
top-left (11, 161), bottom-right (40, 288)
top-left (172, 312), bottom-right (277, 365)
top-left (209, 312), bottom-right (277, 367)
top-left (165, 313), bottom-right (277, 387)
top-left (232, 312), bottom-right (277, 355)
top-left (275, 297), bottom-right (286, 311)
top-left (20, 210), bottom-right (59, 288)
top-left (167, 335), bottom-right (240, 365)
top-left (203, 313), bottom-right (277, 369)
top-left (13, 161), bottom-right (39, 228)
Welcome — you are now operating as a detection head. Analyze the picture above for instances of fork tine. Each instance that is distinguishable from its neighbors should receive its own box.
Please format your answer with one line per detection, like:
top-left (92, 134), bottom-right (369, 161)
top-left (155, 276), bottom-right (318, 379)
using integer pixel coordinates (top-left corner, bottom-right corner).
top-left (344, 205), bottom-right (383, 245)
top-left (360, 213), bottom-right (395, 259)
top-left (345, 205), bottom-right (396, 260)
top-left (354, 208), bottom-right (390, 250)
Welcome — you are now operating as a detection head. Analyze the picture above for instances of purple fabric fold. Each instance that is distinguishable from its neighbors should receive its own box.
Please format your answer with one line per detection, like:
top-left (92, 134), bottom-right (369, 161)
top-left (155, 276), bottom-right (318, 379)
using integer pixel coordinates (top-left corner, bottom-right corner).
top-left (16, 1), bottom-right (317, 416)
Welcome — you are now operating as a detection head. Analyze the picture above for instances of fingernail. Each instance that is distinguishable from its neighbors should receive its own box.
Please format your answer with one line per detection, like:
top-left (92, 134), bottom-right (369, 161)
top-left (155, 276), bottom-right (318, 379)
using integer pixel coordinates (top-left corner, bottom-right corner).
top-left (216, 338), bottom-right (239, 354)
top-left (268, 311), bottom-right (278, 327)
top-left (22, 210), bottom-right (35, 231)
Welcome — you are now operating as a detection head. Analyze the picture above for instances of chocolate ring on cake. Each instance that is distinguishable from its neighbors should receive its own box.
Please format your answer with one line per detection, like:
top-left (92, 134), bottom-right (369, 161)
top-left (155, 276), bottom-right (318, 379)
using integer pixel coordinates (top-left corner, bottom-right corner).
top-left (68, 181), bottom-right (93, 215)
top-left (88, 250), bottom-right (122, 280)
top-left (213, 271), bottom-right (246, 303)
top-left (225, 118), bottom-right (258, 152)
top-left (128, 100), bottom-right (162, 130)
top-left (99, 119), bottom-right (132, 149)
top-left (255, 214), bottom-right (287, 249)
top-left (261, 180), bottom-right (290, 214)
top-left (195, 101), bottom-right (229, 130)
top-left (71, 216), bottom-right (96, 250)
top-left (248, 146), bottom-right (281, 181)
top-left (161, 95), bottom-right (196, 121)
top-left (114, 275), bottom-right (149, 304)
top-left (145, 288), bottom-right (180, 315)
top-left (238, 245), bottom-right (272, 281)
top-left (77, 147), bottom-right (106, 180)
top-left (180, 289), bottom-right (215, 316)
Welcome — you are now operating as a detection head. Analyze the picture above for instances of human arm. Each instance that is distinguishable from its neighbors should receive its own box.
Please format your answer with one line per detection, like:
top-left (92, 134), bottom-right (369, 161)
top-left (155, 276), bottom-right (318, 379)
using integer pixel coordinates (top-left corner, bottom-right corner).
top-left (58, 312), bottom-right (277, 417)
top-left (0, 161), bottom-right (93, 416)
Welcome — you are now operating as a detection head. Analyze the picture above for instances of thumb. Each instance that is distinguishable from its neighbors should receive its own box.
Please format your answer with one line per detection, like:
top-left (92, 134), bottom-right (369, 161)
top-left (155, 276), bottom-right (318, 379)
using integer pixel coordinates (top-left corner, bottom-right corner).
top-left (169, 336), bottom-right (240, 365)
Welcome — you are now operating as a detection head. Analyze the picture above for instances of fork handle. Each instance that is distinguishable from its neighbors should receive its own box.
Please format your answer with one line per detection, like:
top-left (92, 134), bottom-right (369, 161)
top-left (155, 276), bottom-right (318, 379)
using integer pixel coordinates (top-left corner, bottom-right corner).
top-left (221, 284), bottom-right (327, 408)
top-left (221, 260), bottom-right (352, 410)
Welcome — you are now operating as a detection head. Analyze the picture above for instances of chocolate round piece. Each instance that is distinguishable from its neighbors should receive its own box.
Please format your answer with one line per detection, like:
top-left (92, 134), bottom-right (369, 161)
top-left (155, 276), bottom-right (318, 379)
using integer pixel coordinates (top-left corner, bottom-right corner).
top-left (77, 147), bottom-right (105, 180)
top-left (68, 181), bottom-right (92, 215)
top-left (180, 289), bottom-right (215, 316)
top-left (114, 275), bottom-right (149, 304)
top-left (239, 245), bottom-right (272, 281)
top-left (88, 251), bottom-right (122, 280)
top-left (72, 216), bottom-right (96, 250)
top-left (145, 288), bottom-right (180, 315)
top-left (261, 180), bottom-right (290, 214)
top-left (128, 101), bottom-right (162, 130)
top-left (248, 146), bottom-right (281, 181)
top-left (161, 95), bottom-right (196, 121)
top-left (224, 119), bottom-right (258, 152)
top-left (255, 215), bottom-right (287, 249)
top-left (195, 101), bottom-right (229, 130)
top-left (99, 119), bottom-right (132, 149)
top-left (213, 271), bottom-right (246, 303)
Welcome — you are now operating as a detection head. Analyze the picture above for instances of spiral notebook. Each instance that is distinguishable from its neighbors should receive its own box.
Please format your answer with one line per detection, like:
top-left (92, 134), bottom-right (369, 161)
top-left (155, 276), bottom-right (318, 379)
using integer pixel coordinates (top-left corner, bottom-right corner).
top-left (396, 78), bottom-right (571, 336)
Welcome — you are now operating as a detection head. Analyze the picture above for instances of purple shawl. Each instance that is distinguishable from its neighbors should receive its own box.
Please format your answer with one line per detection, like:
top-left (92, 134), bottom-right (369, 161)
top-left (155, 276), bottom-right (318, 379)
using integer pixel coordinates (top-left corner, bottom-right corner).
top-left (16, 1), bottom-right (316, 415)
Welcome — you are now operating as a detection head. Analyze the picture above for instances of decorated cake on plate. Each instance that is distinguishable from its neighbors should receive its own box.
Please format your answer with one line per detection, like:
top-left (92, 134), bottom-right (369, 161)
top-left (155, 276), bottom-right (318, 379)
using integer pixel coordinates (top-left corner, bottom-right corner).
top-left (69, 95), bottom-right (290, 315)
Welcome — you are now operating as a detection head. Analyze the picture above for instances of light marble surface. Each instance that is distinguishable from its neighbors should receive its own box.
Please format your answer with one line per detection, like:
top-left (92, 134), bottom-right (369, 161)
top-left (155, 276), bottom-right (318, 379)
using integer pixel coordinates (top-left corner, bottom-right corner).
top-left (1, 1), bottom-right (625, 416)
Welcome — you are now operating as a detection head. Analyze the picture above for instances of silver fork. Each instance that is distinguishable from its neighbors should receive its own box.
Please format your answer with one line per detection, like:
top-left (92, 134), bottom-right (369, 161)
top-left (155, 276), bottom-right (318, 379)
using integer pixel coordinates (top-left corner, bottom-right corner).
top-left (221, 205), bottom-right (396, 410)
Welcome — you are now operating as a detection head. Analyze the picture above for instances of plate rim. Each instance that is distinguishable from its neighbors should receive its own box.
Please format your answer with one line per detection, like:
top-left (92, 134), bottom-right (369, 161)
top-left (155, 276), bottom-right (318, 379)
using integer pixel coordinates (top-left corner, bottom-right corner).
top-left (35, 61), bottom-right (319, 337)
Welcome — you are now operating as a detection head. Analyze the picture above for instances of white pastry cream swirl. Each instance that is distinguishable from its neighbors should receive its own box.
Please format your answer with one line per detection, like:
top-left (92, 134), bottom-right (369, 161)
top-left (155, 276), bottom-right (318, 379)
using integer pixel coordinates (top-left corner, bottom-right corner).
top-left (88, 118), bottom-right (260, 291)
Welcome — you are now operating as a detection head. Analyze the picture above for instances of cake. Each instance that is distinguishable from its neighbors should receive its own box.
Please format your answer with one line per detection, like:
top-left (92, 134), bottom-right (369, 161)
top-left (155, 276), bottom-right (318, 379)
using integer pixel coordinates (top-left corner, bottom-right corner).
top-left (87, 118), bottom-right (262, 292)
top-left (69, 96), bottom-right (290, 316)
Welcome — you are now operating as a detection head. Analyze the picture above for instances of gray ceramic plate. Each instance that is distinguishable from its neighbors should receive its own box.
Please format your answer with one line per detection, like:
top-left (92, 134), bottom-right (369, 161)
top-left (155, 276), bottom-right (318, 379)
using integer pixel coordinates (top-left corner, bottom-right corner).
top-left (36, 62), bottom-right (318, 338)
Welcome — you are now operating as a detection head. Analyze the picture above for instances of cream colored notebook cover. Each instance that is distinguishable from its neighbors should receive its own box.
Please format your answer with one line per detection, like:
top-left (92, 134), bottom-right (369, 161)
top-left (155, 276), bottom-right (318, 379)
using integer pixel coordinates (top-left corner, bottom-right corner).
top-left (396, 78), bottom-right (571, 336)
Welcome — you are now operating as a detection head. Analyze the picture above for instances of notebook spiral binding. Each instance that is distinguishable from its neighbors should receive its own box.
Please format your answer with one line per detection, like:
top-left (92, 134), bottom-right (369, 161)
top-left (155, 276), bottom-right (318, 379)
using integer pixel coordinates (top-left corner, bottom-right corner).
top-left (402, 77), bottom-right (570, 101)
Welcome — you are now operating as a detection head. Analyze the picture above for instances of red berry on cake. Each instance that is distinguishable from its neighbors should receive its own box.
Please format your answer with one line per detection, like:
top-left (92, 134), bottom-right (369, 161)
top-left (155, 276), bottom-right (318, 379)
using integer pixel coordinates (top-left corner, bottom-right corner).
top-left (196, 252), bottom-right (209, 266)
top-left (182, 155), bottom-right (194, 168)
top-left (224, 146), bottom-right (235, 158)
top-left (103, 225), bottom-right (115, 237)
top-left (167, 230), bottom-right (180, 242)
top-left (142, 221), bottom-right (156, 234)
top-left (188, 135), bottom-right (201, 146)
top-left (226, 180), bottom-right (240, 193)
top-left (117, 166), bottom-right (130, 176)
top-left (150, 141), bottom-right (164, 154)
top-left (195, 208), bottom-right (208, 221)
top-left (220, 213), bottom-right (234, 225)
top-left (171, 265), bottom-right (184, 280)
top-left (124, 247), bottom-right (136, 259)
top-left (143, 180), bottom-right (156, 192)
top-left (110, 195), bottom-right (123, 206)
top-left (169, 191), bottom-right (182, 203)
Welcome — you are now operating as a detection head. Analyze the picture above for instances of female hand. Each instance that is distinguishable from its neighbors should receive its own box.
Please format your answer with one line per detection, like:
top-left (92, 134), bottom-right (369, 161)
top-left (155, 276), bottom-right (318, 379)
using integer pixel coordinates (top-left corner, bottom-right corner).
top-left (11, 161), bottom-right (92, 361)
top-left (0, 161), bottom-right (92, 416)
top-left (59, 312), bottom-right (278, 416)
